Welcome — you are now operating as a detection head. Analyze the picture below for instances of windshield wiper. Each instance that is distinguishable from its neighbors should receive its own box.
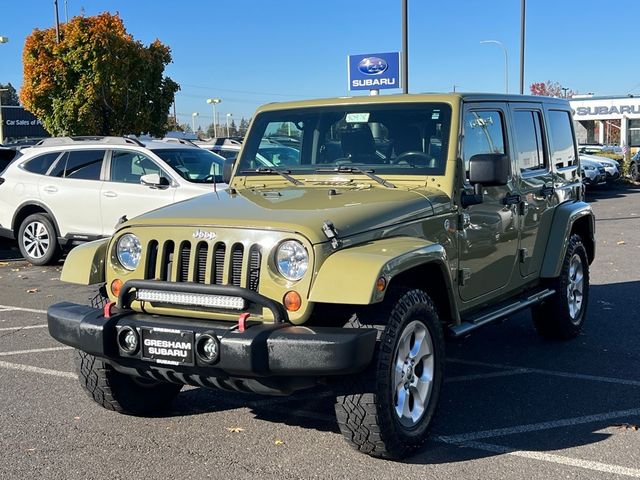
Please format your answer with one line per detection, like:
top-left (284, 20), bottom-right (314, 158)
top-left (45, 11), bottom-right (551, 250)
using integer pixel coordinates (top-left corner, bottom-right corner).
top-left (316, 165), bottom-right (396, 189)
top-left (240, 167), bottom-right (303, 186)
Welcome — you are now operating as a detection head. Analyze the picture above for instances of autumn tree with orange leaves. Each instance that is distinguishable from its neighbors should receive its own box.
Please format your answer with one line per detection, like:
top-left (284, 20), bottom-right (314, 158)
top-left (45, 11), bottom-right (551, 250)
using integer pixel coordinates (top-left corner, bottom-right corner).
top-left (20, 13), bottom-right (179, 137)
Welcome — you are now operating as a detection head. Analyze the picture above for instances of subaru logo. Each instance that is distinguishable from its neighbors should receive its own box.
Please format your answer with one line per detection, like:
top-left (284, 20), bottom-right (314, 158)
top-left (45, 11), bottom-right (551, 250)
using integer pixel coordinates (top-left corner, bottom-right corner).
top-left (358, 57), bottom-right (388, 75)
top-left (193, 230), bottom-right (217, 241)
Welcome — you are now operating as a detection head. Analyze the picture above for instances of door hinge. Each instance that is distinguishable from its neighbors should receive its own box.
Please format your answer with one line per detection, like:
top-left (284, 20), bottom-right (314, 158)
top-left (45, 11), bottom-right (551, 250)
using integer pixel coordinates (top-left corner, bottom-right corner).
top-left (458, 268), bottom-right (472, 286)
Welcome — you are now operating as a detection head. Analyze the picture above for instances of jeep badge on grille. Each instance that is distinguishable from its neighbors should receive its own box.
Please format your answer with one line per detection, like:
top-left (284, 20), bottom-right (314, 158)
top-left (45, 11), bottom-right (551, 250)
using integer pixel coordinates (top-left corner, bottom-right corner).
top-left (193, 230), bottom-right (217, 241)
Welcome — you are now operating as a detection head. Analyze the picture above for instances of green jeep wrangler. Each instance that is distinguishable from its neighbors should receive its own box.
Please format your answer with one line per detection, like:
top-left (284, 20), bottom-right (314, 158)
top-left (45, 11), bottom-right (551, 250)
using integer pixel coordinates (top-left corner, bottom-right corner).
top-left (48, 93), bottom-right (595, 459)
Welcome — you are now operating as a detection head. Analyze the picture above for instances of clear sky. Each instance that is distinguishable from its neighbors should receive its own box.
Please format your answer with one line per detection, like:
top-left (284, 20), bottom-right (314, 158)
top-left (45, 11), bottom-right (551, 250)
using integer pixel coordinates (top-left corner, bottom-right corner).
top-left (1, 0), bottom-right (638, 131)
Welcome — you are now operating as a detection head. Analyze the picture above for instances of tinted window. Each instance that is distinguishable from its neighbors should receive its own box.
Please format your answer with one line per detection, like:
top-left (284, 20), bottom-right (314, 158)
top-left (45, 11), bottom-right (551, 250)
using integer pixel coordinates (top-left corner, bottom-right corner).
top-left (548, 110), bottom-right (576, 168)
top-left (22, 152), bottom-right (61, 175)
top-left (50, 150), bottom-right (105, 180)
top-left (463, 110), bottom-right (505, 174)
top-left (110, 151), bottom-right (164, 184)
top-left (513, 111), bottom-right (546, 172)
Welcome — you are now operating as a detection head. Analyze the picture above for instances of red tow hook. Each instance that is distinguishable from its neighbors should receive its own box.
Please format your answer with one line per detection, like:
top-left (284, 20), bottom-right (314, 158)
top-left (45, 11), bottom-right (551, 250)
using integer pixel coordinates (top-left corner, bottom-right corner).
top-left (237, 313), bottom-right (251, 333)
top-left (103, 301), bottom-right (116, 319)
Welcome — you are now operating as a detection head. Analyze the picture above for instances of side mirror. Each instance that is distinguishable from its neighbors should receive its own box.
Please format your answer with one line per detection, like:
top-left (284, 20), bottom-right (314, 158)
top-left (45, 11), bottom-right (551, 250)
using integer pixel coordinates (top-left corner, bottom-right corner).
top-left (468, 153), bottom-right (510, 186)
top-left (461, 154), bottom-right (510, 208)
top-left (140, 173), bottom-right (170, 188)
top-left (222, 158), bottom-right (236, 184)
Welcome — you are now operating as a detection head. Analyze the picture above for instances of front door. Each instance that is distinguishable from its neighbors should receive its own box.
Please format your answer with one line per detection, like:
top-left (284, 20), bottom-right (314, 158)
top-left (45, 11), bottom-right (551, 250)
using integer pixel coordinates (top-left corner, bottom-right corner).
top-left (458, 105), bottom-right (520, 302)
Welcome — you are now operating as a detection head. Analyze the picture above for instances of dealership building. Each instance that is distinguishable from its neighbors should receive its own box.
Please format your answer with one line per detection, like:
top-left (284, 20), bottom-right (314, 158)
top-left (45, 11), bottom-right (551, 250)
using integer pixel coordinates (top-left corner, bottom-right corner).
top-left (570, 95), bottom-right (640, 148)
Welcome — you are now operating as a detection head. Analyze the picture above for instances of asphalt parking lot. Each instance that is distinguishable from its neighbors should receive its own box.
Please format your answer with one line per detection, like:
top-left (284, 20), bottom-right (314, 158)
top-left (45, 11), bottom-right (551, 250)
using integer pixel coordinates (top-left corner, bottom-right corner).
top-left (0, 184), bottom-right (639, 479)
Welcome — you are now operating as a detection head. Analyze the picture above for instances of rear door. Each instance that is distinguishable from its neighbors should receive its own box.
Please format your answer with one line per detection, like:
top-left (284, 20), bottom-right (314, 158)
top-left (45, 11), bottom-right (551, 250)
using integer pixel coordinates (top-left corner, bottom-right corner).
top-left (508, 104), bottom-right (554, 277)
top-left (38, 149), bottom-right (105, 237)
top-left (100, 149), bottom-right (177, 235)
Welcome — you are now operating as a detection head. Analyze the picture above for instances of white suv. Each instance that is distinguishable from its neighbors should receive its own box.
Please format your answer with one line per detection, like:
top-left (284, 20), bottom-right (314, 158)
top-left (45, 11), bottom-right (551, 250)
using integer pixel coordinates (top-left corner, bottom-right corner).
top-left (0, 136), bottom-right (226, 265)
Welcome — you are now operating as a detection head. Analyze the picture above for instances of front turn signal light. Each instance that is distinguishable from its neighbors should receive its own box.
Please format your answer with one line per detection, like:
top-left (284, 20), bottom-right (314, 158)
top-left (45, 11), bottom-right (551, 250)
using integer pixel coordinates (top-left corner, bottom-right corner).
top-left (110, 278), bottom-right (123, 297)
top-left (283, 291), bottom-right (302, 312)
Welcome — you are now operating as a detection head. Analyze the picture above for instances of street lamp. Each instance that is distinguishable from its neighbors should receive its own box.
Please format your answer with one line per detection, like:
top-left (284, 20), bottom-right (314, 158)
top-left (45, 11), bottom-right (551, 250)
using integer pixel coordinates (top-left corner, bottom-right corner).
top-left (0, 37), bottom-right (8, 144)
top-left (191, 112), bottom-right (199, 134)
top-left (226, 113), bottom-right (232, 137)
top-left (480, 40), bottom-right (508, 94)
top-left (206, 98), bottom-right (221, 138)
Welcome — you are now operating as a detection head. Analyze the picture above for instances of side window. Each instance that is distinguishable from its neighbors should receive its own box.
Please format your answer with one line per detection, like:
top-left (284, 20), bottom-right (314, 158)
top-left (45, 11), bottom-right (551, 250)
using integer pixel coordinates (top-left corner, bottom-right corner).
top-left (513, 110), bottom-right (547, 173)
top-left (463, 110), bottom-right (506, 175)
top-left (110, 150), bottom-right (163, 183)
top-left (49, 150), bottom-right (105, 180)
top-left (22, 152), bottom-right (61, 175)
top-left (548, 110), bottom-right (577, 168)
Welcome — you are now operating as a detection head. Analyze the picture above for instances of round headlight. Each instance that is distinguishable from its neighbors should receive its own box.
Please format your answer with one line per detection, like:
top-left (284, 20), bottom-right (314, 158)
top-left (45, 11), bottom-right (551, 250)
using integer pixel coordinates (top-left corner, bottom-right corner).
top-left (276, 240), bottom-right (309, 281)
top-left (116, 233), bottom-right (142, 271)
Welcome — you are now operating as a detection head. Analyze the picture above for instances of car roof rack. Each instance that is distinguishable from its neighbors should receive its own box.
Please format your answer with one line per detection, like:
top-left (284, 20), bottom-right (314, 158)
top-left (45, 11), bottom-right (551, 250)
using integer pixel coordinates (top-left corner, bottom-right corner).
top-left (34, 136), bottom-right (146, 147)
top-left (159, 137), bottom-right (197, 146)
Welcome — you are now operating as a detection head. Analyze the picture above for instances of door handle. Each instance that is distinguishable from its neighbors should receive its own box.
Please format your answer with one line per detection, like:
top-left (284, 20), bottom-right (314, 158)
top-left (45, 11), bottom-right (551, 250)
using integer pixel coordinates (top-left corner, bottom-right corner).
top-left (540, 185), bottom-right (555, 197)
top-left (43, 186), bottom-right (58, 193)
top-left (103, 191), bottom-right (118, 198)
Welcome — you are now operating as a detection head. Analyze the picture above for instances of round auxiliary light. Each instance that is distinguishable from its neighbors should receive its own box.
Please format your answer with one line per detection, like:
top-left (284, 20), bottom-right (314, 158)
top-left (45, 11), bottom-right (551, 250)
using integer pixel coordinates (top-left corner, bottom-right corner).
top-left (276, 240), bottom-right (309, 281)
top-left (196, 334), bottom-right (220, 364)
top-left (116, 233), bottom-right (142, 271)
top-left (118, 327), bottom-right (139, 354)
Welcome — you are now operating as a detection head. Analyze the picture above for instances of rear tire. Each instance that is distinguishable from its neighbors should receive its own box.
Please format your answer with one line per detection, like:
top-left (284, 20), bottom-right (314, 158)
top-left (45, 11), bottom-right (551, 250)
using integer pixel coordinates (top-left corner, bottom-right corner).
top-left (334, 289), bottom-right (445, 459)
top-left (17, 213), bottom-right (60, 265)
top-left (630, 161), bottom-right (639, 182)
top-left (532, 234), bottom-right (589, 340)
top-left (75, 350), bottom-right (182, 415)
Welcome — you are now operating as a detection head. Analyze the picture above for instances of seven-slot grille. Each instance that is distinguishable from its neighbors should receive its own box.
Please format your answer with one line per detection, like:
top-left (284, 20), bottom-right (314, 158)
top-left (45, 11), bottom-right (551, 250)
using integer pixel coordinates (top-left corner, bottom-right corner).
top-left (144, 240), bottom-right (262, 291)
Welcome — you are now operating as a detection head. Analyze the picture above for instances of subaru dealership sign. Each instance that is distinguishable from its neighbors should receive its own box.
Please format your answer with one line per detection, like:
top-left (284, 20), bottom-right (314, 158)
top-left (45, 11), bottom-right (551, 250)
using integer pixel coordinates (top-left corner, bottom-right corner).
top-left (348, 52), bottom-right (401, 91)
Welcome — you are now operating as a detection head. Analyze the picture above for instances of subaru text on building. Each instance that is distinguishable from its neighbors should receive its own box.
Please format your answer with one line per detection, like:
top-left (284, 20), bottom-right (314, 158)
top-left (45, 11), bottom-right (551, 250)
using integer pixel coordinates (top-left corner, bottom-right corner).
top-left (47, 94), bottom-right (595, 459)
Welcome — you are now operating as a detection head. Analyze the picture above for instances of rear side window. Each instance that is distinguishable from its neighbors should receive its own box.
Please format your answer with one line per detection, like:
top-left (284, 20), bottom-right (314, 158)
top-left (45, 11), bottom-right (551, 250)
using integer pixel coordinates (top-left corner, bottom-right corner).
top-left (513, 110), bottom-right (547, 172)
top-left (50, 150), bottom-right (105, 180)
top-left (22, 152), bottom-right (61, 175)
top-left (548, 110), bottom-right (576, 168)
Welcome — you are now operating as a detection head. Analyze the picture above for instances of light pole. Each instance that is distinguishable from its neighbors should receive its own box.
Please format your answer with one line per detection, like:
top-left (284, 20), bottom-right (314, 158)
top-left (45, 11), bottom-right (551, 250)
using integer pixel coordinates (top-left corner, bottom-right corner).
top-left (226, 113), bottom-right (232, 137)
top-left (0, 37), bottom-right (9, 144)
top-left (206, 98), bottom-right (221, 138)
top-left (480, 40), bottom-right (508, 94)
top-left (520, 0), bottom-right (526, 94)
top-left (191, 112), bottom-right (199, 134)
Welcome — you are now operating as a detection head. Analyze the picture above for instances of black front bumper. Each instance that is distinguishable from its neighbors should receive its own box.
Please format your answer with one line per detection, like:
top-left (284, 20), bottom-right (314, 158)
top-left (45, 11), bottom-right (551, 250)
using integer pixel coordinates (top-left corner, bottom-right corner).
top-left (48, 299), bottom-right (377, 395)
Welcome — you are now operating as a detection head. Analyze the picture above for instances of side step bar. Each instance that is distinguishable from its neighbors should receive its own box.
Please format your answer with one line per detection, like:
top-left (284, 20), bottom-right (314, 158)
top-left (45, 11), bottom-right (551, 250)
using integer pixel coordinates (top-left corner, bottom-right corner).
top-left (449, 288), bottom-right (556, 338)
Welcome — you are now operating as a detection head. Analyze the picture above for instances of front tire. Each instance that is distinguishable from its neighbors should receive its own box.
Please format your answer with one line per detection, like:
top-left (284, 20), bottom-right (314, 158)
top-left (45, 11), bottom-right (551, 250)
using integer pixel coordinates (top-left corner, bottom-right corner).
top-left (334, 289), bottom-right (445, 459)
top-left (17, 213), bottom-right (60, 265)
top-left (75, 350), bottom-right (182, 415)
top-left (532, 234), bottom-right (589, 340)
top-left (630, 161), bottom-right (639, 182)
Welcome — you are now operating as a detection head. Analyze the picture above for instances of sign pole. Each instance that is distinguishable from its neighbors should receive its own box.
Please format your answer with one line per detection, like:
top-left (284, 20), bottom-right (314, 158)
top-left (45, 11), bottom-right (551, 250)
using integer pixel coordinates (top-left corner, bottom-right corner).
top-left (402, 0), bottom-right (408, 94)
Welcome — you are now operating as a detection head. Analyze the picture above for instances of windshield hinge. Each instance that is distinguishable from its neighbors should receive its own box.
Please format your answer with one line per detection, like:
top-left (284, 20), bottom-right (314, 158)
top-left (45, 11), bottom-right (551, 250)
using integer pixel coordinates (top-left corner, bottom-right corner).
top-left (322, 220), bottom-right (341, 249)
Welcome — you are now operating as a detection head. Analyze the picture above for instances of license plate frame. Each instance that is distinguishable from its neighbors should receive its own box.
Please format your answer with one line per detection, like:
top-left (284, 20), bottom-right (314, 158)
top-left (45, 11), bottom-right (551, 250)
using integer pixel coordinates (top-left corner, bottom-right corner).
top-left (141, 327), bottom-right (194, 366)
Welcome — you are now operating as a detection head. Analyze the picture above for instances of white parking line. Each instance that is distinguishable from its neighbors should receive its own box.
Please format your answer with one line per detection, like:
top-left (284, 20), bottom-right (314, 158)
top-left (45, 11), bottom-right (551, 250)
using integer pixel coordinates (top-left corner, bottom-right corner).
top-left (445, 369), bottom-right (530, 383)
top-left (451, 440), bottom-right (640, 478)
top-left (0, 360), bottom-right (77, 379)
top-left (0, 305), bottom-right (47, 314)
top-left (448, 358), bottom-right (640, 387)
top-left (436, 407), bottom-right (640, 444)
top-left (0, 346), bottom-right (72, 357)
top-left (0, 324), bottom-right (48, 332)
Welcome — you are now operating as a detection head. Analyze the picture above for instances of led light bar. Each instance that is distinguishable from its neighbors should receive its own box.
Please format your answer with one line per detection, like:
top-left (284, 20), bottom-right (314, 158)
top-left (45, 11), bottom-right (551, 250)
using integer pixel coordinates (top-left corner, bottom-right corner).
top-left (136, 289), bottom-right (246, 311)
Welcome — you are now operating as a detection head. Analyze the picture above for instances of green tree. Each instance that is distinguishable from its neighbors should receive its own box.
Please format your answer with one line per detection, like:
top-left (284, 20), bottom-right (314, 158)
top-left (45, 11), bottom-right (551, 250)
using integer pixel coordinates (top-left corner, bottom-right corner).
top-left (164, 115), bottom-right (183, 132)
top-left (239, 117), bottom-right (249, 135)
top-left (20, 12), bottom-right (179, 137)
top-left (0, 83), bottom-right (20, 106)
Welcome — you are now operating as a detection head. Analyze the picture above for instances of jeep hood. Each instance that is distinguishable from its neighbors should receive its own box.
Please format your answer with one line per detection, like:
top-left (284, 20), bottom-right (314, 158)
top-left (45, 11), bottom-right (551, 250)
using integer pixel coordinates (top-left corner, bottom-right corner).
top-left (125, 186), bottom-right (449, 244)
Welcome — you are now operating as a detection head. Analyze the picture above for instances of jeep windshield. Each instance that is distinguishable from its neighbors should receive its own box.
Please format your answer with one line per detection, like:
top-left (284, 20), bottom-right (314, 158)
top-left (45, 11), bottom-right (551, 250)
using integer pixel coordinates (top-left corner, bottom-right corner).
top-left (152, 148), bottom-right (224, 183)
top-left (237, 103), bottom-right (451, 177)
